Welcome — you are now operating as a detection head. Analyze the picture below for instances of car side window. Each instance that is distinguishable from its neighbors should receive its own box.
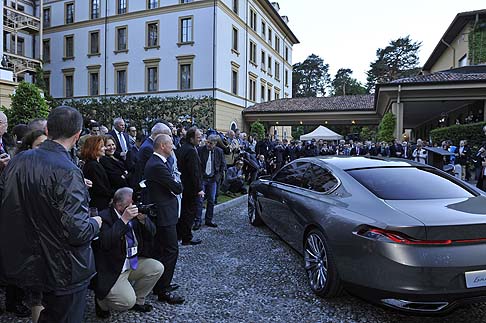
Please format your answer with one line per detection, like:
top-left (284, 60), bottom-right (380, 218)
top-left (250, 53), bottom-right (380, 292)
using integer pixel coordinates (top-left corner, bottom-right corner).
top-left (273, 162), bottom-right (308, 187)
top-left (303, 164), bottom-right (339, 193)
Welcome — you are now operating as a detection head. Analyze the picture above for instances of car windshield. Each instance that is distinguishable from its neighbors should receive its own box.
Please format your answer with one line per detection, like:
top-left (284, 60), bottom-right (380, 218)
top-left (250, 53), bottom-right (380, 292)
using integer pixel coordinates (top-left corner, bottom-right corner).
top-left (347, 167), bottom-right (475, 200)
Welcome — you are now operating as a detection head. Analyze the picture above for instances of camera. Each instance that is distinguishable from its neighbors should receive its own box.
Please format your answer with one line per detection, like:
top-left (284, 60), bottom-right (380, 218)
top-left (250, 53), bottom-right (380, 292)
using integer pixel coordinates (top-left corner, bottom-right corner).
top-left (136, 202), bottom-right (156, 215)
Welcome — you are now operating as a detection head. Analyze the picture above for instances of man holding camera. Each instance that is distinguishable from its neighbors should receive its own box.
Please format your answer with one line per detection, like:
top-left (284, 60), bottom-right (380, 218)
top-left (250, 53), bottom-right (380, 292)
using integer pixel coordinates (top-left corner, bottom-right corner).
top-left (92, 187), bottom-right (163, 318)
top-left (145, 134), bottom-right (185, 304)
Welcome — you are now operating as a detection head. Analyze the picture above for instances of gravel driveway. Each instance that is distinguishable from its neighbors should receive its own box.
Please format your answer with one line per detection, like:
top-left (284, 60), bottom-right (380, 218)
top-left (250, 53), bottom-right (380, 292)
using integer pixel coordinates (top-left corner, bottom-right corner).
top-left (2, 196), bottom-right (486, 322)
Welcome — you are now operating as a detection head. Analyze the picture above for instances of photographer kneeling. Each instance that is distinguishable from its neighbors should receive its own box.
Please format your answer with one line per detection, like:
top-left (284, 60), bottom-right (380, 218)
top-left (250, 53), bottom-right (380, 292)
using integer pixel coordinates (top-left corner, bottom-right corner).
top-left (92, 187), bottom-right (164, 318)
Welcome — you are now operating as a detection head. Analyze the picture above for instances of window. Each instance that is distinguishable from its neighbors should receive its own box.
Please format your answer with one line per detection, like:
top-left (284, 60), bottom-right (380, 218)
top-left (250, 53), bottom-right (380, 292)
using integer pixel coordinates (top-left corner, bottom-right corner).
top-left (64, 35), bottom-right (74, 59)
top-left (273, 162), bottom-right (308, 187)
top-left (274, 88), bottom-right (280, 100)
top-left (63, 68), bottom-right (75, 98)
top-left (268, 28), bottom-right (272, 45)
top-left (275, 61), bottom-right (280, 80)
top-left (249, 8), bottom-right (257, 31)
top-left (147, 67), bottom-right (158, 92)
top-left (43, 8), bottom-right (51, 27)
top-left (267, 87), bottom-right (271, 101)
top-left (261, 21), bottom-right (266, 38)
top-left (249, 78), bottom-right (256, 101)
top-left (43, 39), bottom-right (50, 63)
top-left (116, 26), bottom-right (128, 52)
top-left (231, 69), bottom-right (238, 95)
top-left (91, 0), bottom-right (100, 19)
top-left (65, 2), bottom-right (74, 24)
top-left (249, 41), bottom-right (256, 64)
top-left (89, 31), bottom-right (100, 55)
top-left (146, 21), bottom-right (159, 48)
top-left (177, 55), bottom-right (194, 90)
top-left (261, 50), bottom-right (266, 70)
top-left (285, 69), bottom-right (288, 87)
top-left (285, 46), bottom-right (289, 62)
top-left (179, 17), bottom-right (193, 43)
top-left (114, 62), bottom-right (128, 94)
top-left (147, 0), bottom-right (158, 9)
top-left (232, 27), bottom-right (238, 52)
top-left (267, 56), bottom-right (272, 75)
top-left (43, 72), bottom-right (50, 95)
top-left (117, 0), bottom-right (127, 14)
top-left (88, 71), bottom-right (99, 96)
top-left (232, 0), bottom-right (238, 14)
top-left (15, 37), bottom-right (24, 55)
top-left (260, 84), bottom-right (265, 101)
top-left (180, 64), bottom-right (191, 89)
top-left (274, 36), bottom-right (280, 54)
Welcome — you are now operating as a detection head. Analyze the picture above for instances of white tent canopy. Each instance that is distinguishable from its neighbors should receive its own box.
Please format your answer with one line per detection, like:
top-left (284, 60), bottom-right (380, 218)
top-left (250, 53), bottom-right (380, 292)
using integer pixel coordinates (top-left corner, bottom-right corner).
top-left (300, 125), bottom-right (343, 141)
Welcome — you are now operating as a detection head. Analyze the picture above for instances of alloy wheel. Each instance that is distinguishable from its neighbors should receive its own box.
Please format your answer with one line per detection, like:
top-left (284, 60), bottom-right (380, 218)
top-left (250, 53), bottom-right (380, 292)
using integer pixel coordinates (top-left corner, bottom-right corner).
top-left (304, 233), bottom-right (328, 291)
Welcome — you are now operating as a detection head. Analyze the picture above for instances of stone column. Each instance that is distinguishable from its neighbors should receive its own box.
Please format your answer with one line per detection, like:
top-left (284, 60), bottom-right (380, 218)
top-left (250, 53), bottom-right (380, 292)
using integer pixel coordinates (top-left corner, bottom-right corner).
top-left (391, 102), bottom-right (404, 140)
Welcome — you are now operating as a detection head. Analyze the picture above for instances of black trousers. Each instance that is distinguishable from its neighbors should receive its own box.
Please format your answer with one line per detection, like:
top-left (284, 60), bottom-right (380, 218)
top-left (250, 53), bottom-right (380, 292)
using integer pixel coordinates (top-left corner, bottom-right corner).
top-left (152, 225), bottom-right (179, 294)
top-left (38, 286), bottom-right (88, 323)
top-left (177, 193), bottom-right (198, 242)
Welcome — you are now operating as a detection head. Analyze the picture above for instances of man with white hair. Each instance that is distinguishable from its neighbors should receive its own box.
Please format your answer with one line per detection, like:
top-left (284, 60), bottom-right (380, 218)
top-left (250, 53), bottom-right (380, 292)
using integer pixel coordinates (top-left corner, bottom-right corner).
top-left (108, 117), bottom-right (130, 160)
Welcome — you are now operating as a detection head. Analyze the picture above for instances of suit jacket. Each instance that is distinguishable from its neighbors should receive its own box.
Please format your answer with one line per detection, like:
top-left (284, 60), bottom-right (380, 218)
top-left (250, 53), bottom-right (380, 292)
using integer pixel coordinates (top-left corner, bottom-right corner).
top-left (92, 207), bottom-right (156, 299)
top-left (350, 147), bottom-right (368, 156)
top-left (82, 159), bottom-right (113, 211)
top-left (99, 156), bottom-right (128, 190)
top-left (144, 154), bottom-right (183, 226)
top-left (176, 143), bottom-right (202, 197)
top-left (108, 129), bottom-right (131, 159)
top-left (197, 145), bottom-right (226, 182)
top-left (132, 137), bottom-right (154, 187)
top-left (389, 144), bottom-right (403, 157)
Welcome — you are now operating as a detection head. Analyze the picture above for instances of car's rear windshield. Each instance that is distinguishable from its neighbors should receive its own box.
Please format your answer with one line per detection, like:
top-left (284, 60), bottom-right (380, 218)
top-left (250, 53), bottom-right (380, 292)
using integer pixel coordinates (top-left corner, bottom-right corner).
top-left (347, 167), bottom-right (475, 200)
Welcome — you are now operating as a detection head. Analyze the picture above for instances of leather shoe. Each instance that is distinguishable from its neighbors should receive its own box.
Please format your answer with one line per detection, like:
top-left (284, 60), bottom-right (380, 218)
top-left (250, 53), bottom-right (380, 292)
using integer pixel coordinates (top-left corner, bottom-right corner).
top-left (6, 303), bottom-right (30, 318)
top-left (192, 224), bottom-right (201, 230)
top-left (157, 291), bottom-right (185, 304)
top-left (130, 303), bottom-right (153, 313)
top-left (205, 222), bottom-right (218, 228)
top-left (167, 283), bottom-right (180, 292)
top-left (181, 239), bottom-right (202, 245)
top-left (95, 299), bottom-right (111, 319)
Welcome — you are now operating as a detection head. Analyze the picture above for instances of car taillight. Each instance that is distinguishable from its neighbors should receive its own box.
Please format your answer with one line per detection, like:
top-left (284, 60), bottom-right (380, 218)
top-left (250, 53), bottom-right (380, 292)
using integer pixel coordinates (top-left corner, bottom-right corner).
top-left (357, 228), bottom-right (452, 245)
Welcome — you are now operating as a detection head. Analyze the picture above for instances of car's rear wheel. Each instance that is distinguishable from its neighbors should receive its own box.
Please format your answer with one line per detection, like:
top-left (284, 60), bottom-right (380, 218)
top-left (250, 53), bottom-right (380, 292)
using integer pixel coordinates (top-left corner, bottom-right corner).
top-left (304, 229), bottom-right (343, 297)
top-left (248, 191), bottom-right (263, 226)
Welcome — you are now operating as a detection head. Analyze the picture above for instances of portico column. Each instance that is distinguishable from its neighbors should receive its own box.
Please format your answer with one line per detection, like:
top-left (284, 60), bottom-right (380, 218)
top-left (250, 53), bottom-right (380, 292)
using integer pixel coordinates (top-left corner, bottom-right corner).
top-left (483, 100), bottom-right (486, 122)
top-left (391, 102), bottom-right (404, 140)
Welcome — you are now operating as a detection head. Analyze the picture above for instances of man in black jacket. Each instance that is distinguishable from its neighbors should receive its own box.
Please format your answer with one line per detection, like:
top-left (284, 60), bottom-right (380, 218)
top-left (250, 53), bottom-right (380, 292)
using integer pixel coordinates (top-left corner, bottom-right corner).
top-left (195, 134), bottom-right (226, 229)
top-left (176, 127), bottom-right (204, 245)
top-left (145, 134), bottom-right (185, 304)
top-left (0, 106), bottom-right (102, 323)
top-left (93, 187), bottom-right (163, 318)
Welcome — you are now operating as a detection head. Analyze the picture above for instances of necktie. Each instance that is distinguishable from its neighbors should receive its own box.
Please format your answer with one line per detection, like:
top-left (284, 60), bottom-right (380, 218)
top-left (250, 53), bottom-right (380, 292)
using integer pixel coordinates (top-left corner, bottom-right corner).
top-left (126, 221), bottom-right (138, 270)
top-left (206, 151), bottom-right (212, 176)
top-left (119, 132), bottom-right (127, 152)
top-left (0, 141), bottom-right (4, 154)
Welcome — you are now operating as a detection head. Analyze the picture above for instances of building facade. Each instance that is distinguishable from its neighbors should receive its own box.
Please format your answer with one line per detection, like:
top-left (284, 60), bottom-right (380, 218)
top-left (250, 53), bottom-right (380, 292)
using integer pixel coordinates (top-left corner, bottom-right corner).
top-left (41, 0), bottom-right (298, 131)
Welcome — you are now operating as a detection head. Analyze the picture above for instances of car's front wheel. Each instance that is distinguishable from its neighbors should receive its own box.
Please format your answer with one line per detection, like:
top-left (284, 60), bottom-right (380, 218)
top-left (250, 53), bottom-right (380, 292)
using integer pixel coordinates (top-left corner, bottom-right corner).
top-left (304, 229), bottom-right (342, 297)
top-left (248, 191), bottom-right (263, 226)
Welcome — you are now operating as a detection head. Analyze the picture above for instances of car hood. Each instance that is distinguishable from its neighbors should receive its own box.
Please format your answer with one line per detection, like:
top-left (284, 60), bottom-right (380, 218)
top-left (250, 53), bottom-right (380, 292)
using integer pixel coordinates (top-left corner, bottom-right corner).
top-left (384, 196), bottom-right (486, 240)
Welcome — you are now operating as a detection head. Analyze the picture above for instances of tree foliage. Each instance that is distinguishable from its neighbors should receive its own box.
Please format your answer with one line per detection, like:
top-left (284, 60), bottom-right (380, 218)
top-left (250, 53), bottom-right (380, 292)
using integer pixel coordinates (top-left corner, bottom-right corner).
top-left (250, 121), bottom-right (266, 141)
top-left (291, 125), bottom-right (305, 139)
top-left (430, 122), bottom-right (486, 150)
top-left (377, 112), bottom-right (396, 143)
top-left (366, 36), bottom-right (422, 92)
top-left (359, 126), bottom-right (377, 141)
top-left (331, 68), bottom-right (367, 96)
top-left (3, 81), bottom-right (50, 126)
top-left (292, 54), bottom-right (331, 97)
top-left (54, 96), bottom-right (215, 132)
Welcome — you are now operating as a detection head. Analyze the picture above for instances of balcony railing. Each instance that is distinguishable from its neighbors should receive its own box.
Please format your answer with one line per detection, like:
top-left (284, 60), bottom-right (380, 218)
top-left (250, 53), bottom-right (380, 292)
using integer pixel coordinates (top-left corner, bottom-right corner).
top-left (2, 53), bottom-right (41, 81)
top-left (3, 7), bottom-right (40, 33)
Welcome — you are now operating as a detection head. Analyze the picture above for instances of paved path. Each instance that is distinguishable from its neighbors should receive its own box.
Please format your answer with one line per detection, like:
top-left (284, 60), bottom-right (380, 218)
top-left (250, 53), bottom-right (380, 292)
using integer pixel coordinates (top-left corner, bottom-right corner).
top-left (2, 197), bottom-right (486, 322)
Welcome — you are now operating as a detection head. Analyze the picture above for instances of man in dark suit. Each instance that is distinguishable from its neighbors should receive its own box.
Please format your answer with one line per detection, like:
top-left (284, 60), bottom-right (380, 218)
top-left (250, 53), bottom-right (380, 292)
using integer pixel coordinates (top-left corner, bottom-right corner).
top-left (194, 134), bottom-right (226, 230)
top-left (108, 117), bottom-right (131, 161)
top-left (176, 127), bottom-right (204, 245)
top-left (93, 187), bottom-right (163, 318)
top-left (145, 134), bottom-right (185, 304)
top-left (350, 142), bottom-right (368, 156)
top-left (389, 139), bottom-right (403, 158)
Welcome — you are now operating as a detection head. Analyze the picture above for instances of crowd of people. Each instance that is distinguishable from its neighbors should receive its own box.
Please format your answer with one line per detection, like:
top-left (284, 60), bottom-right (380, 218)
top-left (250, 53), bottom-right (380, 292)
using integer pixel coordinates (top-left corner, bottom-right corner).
top-left (0, 106), bottom-right (485, 322)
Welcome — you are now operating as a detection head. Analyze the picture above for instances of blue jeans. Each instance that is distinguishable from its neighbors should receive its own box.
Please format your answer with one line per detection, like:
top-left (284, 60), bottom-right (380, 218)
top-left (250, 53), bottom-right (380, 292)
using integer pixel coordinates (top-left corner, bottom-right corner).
top-left (195, 178), bottom-right (217, 225)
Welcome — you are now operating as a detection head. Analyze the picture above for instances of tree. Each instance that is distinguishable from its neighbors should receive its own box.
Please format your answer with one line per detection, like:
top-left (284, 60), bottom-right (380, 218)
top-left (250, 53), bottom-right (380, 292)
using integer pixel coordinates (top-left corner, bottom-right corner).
top-left (366, 36), bottom-right (422, 92)
top-left (250, 121), bottom-right (266, 141)
top-left (291, 125), bottom-right (305, 139)
top-left (331, 68), bottom-right (366, 96)
top-left (377, 112), bottom-right (396, 143)
top-left (3, 81), bottom-right (50, 126)
top-left (359, 126), bottom-right (376, 141)
top-left (292, 54), bottom-right (331, 97)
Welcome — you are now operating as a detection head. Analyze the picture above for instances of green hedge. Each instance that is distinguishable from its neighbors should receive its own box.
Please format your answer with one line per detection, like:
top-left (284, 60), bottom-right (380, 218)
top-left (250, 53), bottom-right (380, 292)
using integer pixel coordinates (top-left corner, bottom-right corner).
top-left (430, 122), bottom-right (486, 150)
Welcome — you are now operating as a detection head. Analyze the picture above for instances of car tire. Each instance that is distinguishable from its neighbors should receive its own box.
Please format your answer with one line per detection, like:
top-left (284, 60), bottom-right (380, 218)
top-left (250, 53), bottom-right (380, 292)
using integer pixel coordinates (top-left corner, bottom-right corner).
top-left (304, 229), bottom-right (343, 298)
top-left (248, 191), bottom-right (263, 226)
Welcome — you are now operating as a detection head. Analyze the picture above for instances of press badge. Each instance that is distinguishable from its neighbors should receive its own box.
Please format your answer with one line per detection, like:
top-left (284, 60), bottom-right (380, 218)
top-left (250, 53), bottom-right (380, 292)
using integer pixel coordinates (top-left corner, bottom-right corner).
top-left (127, 246), bottom-right (138, 258)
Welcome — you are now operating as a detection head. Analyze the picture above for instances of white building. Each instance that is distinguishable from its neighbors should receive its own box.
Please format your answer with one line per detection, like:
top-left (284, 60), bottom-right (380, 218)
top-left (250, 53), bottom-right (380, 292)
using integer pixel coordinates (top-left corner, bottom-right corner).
top-left (42, 0), bottom-right (299, 131)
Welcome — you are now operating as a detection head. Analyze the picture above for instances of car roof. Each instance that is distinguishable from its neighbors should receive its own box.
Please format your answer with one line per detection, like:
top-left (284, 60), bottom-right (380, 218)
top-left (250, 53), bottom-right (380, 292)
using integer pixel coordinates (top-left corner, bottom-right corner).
top-left (299, 156), bottom-right (425, 171)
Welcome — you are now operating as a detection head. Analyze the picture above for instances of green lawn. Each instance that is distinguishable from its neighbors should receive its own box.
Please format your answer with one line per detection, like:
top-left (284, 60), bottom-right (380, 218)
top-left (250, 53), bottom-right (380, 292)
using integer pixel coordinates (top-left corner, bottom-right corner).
top-left (217, 191), bottom-right (246, 204)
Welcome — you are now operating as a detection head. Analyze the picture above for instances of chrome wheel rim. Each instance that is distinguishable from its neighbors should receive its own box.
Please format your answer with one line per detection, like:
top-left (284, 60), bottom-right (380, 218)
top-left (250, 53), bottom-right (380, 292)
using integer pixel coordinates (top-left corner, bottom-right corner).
top-left (248, 194), bottom-right (256, 223)
top-left (304, 233), bottom-right (328, 291)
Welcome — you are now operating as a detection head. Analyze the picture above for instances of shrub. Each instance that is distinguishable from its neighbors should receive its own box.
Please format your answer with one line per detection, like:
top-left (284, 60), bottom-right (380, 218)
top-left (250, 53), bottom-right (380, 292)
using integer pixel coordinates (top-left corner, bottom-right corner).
top-left (377, 112), bottom-right (396, 142)
top-left (2, 81), bottom-right (50, 126)
top-left (430, 122), bottom-right (486, 150)
top-left (250, 121), bottom-right (265, 140)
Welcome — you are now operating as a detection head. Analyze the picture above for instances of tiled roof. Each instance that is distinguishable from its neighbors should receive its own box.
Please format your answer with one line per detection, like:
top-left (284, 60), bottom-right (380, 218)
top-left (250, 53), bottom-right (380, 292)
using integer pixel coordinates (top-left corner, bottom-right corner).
top-left (390, 72), bottom-right (486, 84)
top-left (243, 94), bottom-right (375, 113)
